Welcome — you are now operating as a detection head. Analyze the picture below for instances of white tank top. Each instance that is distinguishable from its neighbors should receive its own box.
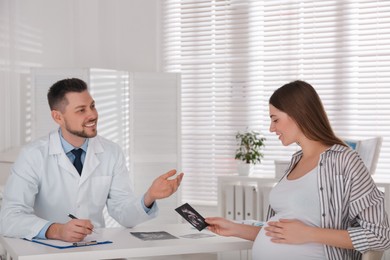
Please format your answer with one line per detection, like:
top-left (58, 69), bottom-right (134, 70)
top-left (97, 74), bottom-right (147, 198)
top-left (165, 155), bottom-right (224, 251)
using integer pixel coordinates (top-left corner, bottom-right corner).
top-left (252, 167), bottom-right (326, 260)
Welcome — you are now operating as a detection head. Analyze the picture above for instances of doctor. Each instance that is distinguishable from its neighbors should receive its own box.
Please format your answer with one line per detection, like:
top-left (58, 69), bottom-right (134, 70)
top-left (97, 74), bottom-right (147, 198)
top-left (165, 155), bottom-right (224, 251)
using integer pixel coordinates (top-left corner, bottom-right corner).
top-left (0, 78), bottom-right (184, 242)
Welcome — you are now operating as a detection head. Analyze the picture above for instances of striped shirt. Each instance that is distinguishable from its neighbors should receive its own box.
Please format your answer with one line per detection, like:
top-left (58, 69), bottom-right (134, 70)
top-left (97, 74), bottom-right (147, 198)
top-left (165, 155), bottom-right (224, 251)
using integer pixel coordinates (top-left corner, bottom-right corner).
top-left (267, 144), bottom-right (390, 260)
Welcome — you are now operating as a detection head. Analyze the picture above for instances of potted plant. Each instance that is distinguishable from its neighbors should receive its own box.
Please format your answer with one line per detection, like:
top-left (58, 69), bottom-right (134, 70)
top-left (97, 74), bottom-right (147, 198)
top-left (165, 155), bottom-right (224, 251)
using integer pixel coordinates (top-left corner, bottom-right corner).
top-left (235, 130), bottom-right (265, 176)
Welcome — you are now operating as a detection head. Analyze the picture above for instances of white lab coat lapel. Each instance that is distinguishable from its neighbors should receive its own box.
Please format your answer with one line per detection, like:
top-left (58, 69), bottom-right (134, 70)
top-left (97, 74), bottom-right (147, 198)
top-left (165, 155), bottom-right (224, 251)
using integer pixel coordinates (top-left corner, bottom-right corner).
top-left (79, 136), bottom-right (103, 185)
top-left (49, 130), bottom-right (80, 178)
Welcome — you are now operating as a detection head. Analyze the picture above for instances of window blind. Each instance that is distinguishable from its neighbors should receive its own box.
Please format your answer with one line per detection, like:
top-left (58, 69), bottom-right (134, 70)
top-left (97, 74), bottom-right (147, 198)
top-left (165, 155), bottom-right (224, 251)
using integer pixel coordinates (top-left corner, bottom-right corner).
top-left (162, 0), bottom-right (390, 205)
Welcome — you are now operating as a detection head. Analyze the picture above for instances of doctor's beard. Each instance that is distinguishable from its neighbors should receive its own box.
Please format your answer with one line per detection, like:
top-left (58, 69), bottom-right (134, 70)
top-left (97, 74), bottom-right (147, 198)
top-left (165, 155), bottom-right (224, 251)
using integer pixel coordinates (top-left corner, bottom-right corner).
top-left (64, 119), bottom-right (98, 139)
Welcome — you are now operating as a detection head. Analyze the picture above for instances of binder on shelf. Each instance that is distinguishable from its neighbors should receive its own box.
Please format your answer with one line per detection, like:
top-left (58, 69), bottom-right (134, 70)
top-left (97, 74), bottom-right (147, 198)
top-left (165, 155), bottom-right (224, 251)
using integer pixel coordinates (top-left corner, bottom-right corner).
top-left (261, 183), bottom-right (274, 220)
top-left (225, 184), bottom-right (235, 220)
top-left (244, 185), bottom-right (257, 220)
top-left (234, 185), bottom-right (244, 221)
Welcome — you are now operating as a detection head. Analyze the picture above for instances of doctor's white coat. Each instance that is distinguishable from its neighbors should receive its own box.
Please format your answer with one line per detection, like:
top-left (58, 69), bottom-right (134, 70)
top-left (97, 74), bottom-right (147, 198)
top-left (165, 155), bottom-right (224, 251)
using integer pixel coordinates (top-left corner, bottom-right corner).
top-left (0, 130), bottom-right (157, 239)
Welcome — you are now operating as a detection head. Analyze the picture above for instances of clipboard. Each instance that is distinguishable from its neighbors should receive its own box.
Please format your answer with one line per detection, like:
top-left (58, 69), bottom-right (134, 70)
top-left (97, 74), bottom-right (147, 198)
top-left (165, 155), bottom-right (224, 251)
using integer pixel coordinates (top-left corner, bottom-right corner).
top-left (23, 238), bottom-right (112, 249)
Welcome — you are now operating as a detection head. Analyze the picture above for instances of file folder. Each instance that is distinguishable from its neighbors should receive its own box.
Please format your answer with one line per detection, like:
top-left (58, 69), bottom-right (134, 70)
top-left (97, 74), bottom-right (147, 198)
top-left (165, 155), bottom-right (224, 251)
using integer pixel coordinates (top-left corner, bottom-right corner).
top-left (234, 185), bottom-right (244, 221)
top-left (261, 183), bottom-right (275, 220)
top-left (244, 185), bottom-right (257, 220)
top-left (225, 184), bottom-right (235, 220)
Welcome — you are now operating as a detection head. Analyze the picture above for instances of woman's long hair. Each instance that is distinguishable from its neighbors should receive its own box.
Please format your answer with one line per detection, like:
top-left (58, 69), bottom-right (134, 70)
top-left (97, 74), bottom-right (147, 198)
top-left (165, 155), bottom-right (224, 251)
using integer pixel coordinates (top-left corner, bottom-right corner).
top-left (269, 80), bottom-right (346, 147)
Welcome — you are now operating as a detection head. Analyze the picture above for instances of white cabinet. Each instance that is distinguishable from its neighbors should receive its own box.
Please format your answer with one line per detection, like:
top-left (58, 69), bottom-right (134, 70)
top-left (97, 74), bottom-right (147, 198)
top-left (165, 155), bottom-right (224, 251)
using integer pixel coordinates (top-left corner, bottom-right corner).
top-left (217, 161), bottom-right (289, 221)
top-left (218, 175), bottom-right (277, 221)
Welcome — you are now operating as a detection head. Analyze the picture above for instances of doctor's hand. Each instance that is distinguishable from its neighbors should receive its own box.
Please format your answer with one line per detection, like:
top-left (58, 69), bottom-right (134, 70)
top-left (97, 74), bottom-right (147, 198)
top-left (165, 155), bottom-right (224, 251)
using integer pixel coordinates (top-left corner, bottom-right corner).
top-left (46, 219), bottom-right (94, 242)
top-left (144, 169), bottom-right (184, 208)
top-left (264, 219), bottom-right (314, 245)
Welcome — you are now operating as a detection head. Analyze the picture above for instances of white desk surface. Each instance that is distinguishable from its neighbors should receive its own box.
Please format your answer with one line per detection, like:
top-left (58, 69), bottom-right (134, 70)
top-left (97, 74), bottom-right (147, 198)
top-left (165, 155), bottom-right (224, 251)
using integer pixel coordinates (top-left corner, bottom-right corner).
top-left (1, 223), bottom-right (253, 260)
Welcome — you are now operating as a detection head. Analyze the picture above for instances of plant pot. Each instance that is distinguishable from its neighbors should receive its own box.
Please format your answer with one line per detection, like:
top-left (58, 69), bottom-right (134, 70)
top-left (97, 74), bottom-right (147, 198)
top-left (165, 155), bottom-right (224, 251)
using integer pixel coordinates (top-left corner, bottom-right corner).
top-left (237, 162), bottom-right (254, 176)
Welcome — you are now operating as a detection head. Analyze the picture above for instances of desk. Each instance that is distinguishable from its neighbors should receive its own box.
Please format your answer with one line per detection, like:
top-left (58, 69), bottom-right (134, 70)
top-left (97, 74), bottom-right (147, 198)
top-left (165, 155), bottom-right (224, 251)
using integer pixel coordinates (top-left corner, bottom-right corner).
top-left (0, 223), bottom-right (253, 260)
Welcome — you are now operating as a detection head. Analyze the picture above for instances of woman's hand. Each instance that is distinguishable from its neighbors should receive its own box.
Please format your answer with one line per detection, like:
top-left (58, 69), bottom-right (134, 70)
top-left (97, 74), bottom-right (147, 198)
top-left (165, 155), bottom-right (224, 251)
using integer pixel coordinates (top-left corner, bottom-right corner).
top-left (205, 217), bottom-right (238, 237)
top-left (264, 219), bottom-right (314, 244)
top-left (206, 217), bottom-right (261, 241)
top-left (264, 218), bottom-right (354, 249)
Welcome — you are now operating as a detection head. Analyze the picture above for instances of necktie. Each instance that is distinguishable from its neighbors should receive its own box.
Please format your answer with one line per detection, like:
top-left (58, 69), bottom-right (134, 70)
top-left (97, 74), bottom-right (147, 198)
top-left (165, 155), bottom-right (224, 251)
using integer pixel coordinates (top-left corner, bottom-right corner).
top-left (71, 149), bottom-right (83, 175)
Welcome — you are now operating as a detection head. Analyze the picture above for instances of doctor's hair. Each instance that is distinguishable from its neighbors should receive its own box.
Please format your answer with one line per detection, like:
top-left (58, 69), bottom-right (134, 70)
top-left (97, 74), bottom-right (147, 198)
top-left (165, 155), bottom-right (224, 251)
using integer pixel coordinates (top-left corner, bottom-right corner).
top-left (269, 80), bottom-right (346, 147)
top-left (47, 78), bottom-right (88, 112)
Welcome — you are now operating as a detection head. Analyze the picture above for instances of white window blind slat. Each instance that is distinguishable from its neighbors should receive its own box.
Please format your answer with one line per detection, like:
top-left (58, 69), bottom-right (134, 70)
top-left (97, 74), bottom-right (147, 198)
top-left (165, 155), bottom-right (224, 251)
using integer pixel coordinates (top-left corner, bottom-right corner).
top-left (163, 0), bottom-right (390, 205)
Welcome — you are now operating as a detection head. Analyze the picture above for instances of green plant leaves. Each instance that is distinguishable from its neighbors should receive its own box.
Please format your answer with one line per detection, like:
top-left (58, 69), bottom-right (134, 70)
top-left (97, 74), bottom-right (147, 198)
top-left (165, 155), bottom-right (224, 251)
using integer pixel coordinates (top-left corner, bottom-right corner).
top-left (235, 130), bottom-right (265, 164)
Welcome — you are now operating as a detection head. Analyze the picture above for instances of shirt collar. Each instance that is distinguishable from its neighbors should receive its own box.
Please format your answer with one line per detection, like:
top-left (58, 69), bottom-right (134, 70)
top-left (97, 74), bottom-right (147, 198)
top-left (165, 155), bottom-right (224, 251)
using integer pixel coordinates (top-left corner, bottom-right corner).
top-left (58, 128), bottom-right (89, 154)
top-left (291, 143), bottom-right (347, 160)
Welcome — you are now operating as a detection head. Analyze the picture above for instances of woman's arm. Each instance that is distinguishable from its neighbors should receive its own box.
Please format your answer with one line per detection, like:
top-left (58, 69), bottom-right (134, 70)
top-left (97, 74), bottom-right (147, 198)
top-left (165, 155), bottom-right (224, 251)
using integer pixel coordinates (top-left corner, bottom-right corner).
top-left (265, 219), bottom-right (353, 249)
top-left (205, 217), bottom-right (261, 241)
top-left (345, 149), bottom-right (390, 251)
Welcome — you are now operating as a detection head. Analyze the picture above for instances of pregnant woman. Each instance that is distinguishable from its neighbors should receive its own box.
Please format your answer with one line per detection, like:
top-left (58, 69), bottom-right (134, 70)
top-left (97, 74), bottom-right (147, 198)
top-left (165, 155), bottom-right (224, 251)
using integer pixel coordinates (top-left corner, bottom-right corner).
top-left (205, 80), bottom-right (390, 260)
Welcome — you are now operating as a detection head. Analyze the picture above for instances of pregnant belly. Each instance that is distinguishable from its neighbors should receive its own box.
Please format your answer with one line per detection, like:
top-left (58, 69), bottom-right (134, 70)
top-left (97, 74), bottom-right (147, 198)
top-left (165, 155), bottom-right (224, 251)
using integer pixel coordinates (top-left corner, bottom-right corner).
top-left (251, 223), bottom-right (325, 260)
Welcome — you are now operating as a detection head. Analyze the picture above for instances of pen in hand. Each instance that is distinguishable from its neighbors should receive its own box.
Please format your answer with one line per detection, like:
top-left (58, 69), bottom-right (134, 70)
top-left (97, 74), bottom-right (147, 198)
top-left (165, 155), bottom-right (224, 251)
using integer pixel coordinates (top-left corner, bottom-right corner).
top-left (68, 213), bottom-right (98, 233)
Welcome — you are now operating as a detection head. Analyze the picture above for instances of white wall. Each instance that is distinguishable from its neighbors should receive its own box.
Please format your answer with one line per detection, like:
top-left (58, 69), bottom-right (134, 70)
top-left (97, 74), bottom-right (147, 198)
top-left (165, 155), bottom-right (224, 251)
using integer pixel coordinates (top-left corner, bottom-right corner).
top-left (0, 0), bottom-right (160, 150)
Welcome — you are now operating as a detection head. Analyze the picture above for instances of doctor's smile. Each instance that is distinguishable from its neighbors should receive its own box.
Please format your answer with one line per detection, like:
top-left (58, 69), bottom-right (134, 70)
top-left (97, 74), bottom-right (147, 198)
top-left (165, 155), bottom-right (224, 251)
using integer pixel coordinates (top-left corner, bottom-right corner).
top-left (84, 121), bottom-right (97, 128)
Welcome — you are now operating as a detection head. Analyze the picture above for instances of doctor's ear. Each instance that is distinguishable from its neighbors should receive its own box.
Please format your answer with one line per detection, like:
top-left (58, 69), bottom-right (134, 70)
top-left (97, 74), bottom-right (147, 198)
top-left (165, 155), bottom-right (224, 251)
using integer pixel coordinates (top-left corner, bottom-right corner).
top-left (51, 110), bottom-right (63, 125)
